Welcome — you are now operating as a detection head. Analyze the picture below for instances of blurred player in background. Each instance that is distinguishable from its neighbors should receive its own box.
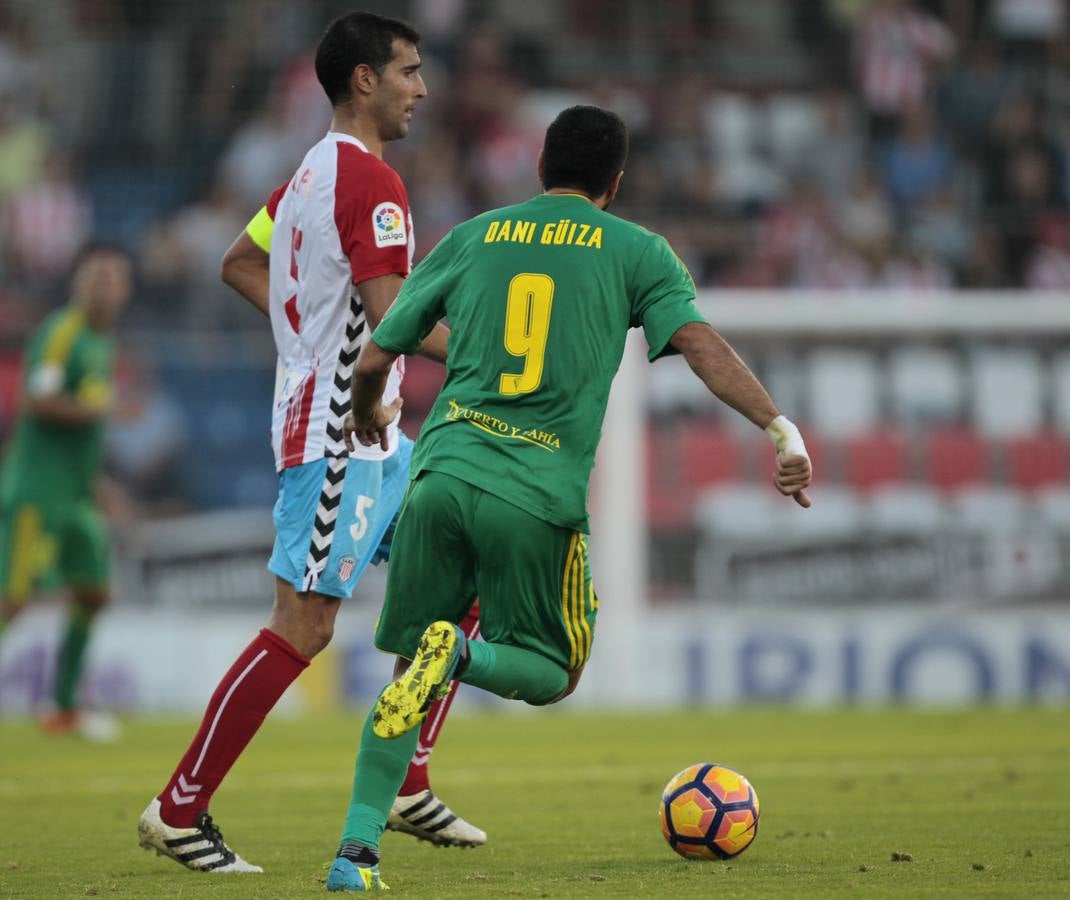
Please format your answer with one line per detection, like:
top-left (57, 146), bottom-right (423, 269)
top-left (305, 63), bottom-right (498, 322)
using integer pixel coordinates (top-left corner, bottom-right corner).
top-left (330, 105), bottom-right (813, 891)
top-left (0, 243), bottom-right (132, 742)
top-left (138, 12), bottom-right (482, 876)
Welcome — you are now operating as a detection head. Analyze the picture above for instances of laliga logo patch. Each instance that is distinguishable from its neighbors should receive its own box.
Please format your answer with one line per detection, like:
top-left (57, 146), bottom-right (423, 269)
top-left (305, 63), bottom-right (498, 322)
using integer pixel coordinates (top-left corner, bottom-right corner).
top-left (372, 202), bottom-right (407, 246)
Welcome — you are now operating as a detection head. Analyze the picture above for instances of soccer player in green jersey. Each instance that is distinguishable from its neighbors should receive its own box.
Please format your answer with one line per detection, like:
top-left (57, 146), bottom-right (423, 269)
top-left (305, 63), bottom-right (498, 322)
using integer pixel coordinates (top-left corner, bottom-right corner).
top-left (0, 244), bottom-right (132, 740)
top-left (326, 105), bottom-right (812, 891)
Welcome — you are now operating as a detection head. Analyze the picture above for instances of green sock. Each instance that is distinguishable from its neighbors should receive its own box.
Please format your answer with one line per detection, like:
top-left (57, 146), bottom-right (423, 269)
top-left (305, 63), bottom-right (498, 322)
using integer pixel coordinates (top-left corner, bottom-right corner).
top-left (461, 640), bottom-right (569, 705)
top-left (341, 705), bottom-right (421, 850)
top-left (54, 606), bottom-right (94, 712)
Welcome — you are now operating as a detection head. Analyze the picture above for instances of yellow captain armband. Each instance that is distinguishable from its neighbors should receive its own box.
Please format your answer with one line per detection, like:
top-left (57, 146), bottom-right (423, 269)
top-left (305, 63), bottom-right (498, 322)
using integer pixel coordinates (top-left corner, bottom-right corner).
top-left (246, 206), bottom-right (274, 253)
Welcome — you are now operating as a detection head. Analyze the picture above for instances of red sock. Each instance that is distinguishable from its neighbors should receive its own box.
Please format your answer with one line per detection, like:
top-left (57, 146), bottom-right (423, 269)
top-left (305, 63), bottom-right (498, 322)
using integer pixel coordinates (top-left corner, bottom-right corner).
top-left (399, 600), bottom-right (480, 796)
top-left (157, 628), bottom-right (308, 827)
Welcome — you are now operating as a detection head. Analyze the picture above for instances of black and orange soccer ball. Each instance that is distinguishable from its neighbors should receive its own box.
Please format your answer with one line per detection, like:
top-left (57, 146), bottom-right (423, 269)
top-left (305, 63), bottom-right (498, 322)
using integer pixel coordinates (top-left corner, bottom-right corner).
top-left (659, 763), bottom-right (760, 861)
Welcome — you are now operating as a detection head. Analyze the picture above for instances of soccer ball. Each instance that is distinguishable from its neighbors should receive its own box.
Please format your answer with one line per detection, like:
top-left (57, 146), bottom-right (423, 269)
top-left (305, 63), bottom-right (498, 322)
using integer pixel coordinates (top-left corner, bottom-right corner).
top-left (659, 763), bottom-right (760, 860)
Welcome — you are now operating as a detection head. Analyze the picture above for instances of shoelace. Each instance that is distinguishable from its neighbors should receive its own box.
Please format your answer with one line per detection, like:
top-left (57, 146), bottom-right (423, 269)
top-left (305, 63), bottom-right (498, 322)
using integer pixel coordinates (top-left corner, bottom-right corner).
top-left (196, 813), bottom-right (236, 864)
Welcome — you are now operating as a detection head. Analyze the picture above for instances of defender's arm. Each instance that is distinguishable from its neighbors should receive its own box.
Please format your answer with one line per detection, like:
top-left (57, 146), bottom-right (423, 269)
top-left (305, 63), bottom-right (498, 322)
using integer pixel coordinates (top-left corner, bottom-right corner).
top-left (221, 230), bottom-right (270, 317)
top-left (357, 274), bottom-right (449, 363)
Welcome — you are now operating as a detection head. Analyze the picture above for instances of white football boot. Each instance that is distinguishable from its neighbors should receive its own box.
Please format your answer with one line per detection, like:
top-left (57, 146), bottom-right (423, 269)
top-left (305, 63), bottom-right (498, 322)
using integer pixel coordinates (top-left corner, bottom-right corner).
top-left (137, 798), bottom-right (262, 873)
top-left (387, 789), bottom-right (487, 847)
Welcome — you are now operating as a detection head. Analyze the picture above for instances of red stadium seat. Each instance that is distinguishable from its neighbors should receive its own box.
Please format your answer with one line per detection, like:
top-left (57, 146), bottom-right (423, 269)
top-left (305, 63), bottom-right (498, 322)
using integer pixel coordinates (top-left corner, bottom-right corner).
top-left (646, 425), bottom-right (688, 529)
top-left (842, 431), bottom-right (909, 490)
top-left (679, 421), bottom-right (743, 489)
top-left (1006, 432), bottom-right (1069, 489)
top-left (923, 428), bottom-right (989, 490)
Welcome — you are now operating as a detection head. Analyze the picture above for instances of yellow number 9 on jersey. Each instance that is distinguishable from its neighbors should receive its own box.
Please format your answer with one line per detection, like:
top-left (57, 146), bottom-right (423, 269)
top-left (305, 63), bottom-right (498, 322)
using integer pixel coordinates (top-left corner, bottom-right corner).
top-left (499, 273), bottom-right (555, 396)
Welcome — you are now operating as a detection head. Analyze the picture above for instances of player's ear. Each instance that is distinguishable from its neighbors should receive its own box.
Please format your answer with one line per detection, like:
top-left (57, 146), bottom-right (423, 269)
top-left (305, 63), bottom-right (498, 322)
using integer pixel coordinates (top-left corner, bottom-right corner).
top-left (536, 149), bottom-right (545, 187)
top-left (605, 170), bottom-right (624, 205)
top-left (351, 63), bottom-right (378, 97)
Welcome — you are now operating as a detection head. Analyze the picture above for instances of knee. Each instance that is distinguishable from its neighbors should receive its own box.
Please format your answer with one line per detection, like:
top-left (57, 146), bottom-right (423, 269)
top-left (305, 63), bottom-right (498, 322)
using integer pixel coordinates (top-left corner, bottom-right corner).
top-left (267, 612), bottom-right (334, 659)
top-left (268, 581), bottom-right (341, 658)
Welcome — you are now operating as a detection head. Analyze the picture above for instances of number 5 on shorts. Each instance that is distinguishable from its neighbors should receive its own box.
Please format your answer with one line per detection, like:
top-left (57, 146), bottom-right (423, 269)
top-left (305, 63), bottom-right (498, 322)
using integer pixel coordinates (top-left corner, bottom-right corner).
top-left (350, 495), bottom-right (376, 541)
top-left (499, 273), bottom-right (554, 396)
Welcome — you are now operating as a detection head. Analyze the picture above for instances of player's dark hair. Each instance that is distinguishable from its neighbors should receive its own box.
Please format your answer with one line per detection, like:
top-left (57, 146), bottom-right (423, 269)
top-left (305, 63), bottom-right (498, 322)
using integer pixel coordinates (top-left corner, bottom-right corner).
top-left (541, 106), bottom-right (629, 198)
top-left (315, 12), bottom-right (421, 106)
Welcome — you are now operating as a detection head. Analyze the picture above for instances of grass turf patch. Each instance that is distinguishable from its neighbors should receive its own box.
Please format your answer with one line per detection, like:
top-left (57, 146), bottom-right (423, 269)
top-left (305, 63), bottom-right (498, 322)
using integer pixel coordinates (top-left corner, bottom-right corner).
top-left (0, 708), bottom-right (1068, 898)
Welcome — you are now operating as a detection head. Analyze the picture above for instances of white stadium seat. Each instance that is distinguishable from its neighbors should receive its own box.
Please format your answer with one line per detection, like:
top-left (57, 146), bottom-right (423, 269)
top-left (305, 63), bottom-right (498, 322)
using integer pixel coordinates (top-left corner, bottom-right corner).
top-left (646, 354), bottom-right (720, 416)
top-left (864, 485), bottom-right (951, 535)
top-left (950, 486), bottom-right (1029, 534)
top-left (694, 484), bottom-right (863, 542)
top-left (1050, 351), bottom-right (1070, 436)
top-left (760, 349), bottom-right (805, 432)
top-left (805, 348), bottom-right (880, 438)
top-left (693, 484), bottom-right (778, 540)
top-left (887, 344), bottom-right (964, 425)
top-left (969, 347), bottom-right (1044, 438)
top-left (1033, 485), bottom-right (1070, 532)
top-left (775, 486), bottom-right (865, 541)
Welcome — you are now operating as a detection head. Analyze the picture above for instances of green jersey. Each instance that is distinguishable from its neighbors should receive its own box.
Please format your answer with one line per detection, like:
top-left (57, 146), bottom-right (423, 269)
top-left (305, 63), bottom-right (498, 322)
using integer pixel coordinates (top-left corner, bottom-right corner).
top-left (373, 192), bottom-right (705, 532)
top-left (0, 307), bottom-right (114, 502)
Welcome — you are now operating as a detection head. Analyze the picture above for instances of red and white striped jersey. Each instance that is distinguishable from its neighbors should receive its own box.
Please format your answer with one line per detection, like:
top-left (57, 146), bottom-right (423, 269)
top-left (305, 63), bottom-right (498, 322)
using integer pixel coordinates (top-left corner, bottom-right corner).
top-left (266, 133), bottom-right (414, 471)
top-left (854, 6), bottom-right (955, 116)
top-left (4, 180), bottom-right (92, 278)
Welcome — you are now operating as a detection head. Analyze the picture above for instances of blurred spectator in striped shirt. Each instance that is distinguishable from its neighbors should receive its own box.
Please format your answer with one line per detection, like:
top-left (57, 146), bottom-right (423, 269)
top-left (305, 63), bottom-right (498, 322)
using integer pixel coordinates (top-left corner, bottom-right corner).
top-left (852, 0), bottom-right (955, 142)
top-left (2, 148), bottom-right (90, 284)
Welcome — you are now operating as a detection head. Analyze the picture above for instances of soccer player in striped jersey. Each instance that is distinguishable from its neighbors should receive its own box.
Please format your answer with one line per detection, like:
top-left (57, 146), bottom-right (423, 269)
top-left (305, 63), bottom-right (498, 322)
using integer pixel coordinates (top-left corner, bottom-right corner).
top-left (137, 12), bottom-right (482, 875)
top-left (0, 244), bottom-right (131, 742)
top-left (229, 183), bottom-right (483, 848)
top-left (330, 105), bottom-right (812, 891)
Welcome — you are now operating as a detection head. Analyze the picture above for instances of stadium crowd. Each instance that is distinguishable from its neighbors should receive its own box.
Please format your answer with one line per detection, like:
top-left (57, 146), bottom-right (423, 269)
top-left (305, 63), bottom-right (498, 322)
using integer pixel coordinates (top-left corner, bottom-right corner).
top-left (1, 0), bottom-right (1069, 332)
top-left (0, 0), bottom-right (1068, 516)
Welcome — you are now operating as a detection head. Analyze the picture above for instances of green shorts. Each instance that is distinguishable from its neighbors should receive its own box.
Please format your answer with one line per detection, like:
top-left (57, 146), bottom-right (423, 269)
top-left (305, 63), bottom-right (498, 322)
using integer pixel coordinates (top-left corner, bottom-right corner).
top-left (0, 499), bottom-right (110, 603)
top-left (375, 470), bottom-right (598, 672)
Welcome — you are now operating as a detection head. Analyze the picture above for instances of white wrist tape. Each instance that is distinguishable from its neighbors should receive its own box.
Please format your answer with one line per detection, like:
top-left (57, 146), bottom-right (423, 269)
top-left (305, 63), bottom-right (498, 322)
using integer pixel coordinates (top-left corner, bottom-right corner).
top-left (765, 415), bottom-right (808, 459)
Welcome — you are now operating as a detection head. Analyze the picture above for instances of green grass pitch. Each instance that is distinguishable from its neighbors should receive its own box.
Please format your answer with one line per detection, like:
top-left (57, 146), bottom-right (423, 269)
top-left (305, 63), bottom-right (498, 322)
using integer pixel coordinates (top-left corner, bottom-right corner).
top-left (1, 708), bottom-right (1068, 898)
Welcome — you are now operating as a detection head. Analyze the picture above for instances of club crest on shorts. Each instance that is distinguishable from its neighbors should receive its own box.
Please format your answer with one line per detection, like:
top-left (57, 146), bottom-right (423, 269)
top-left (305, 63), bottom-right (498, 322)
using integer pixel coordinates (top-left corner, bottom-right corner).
top-left (338, 556), bottom-right (357, 581)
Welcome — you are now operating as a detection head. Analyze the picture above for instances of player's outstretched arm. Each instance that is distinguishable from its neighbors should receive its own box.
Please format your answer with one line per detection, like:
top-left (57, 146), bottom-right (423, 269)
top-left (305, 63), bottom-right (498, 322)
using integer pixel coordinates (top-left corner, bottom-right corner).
top-left (670, 321), bottom-right (812, 507)
top-left (221, 231), bottom-right (270, 317)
